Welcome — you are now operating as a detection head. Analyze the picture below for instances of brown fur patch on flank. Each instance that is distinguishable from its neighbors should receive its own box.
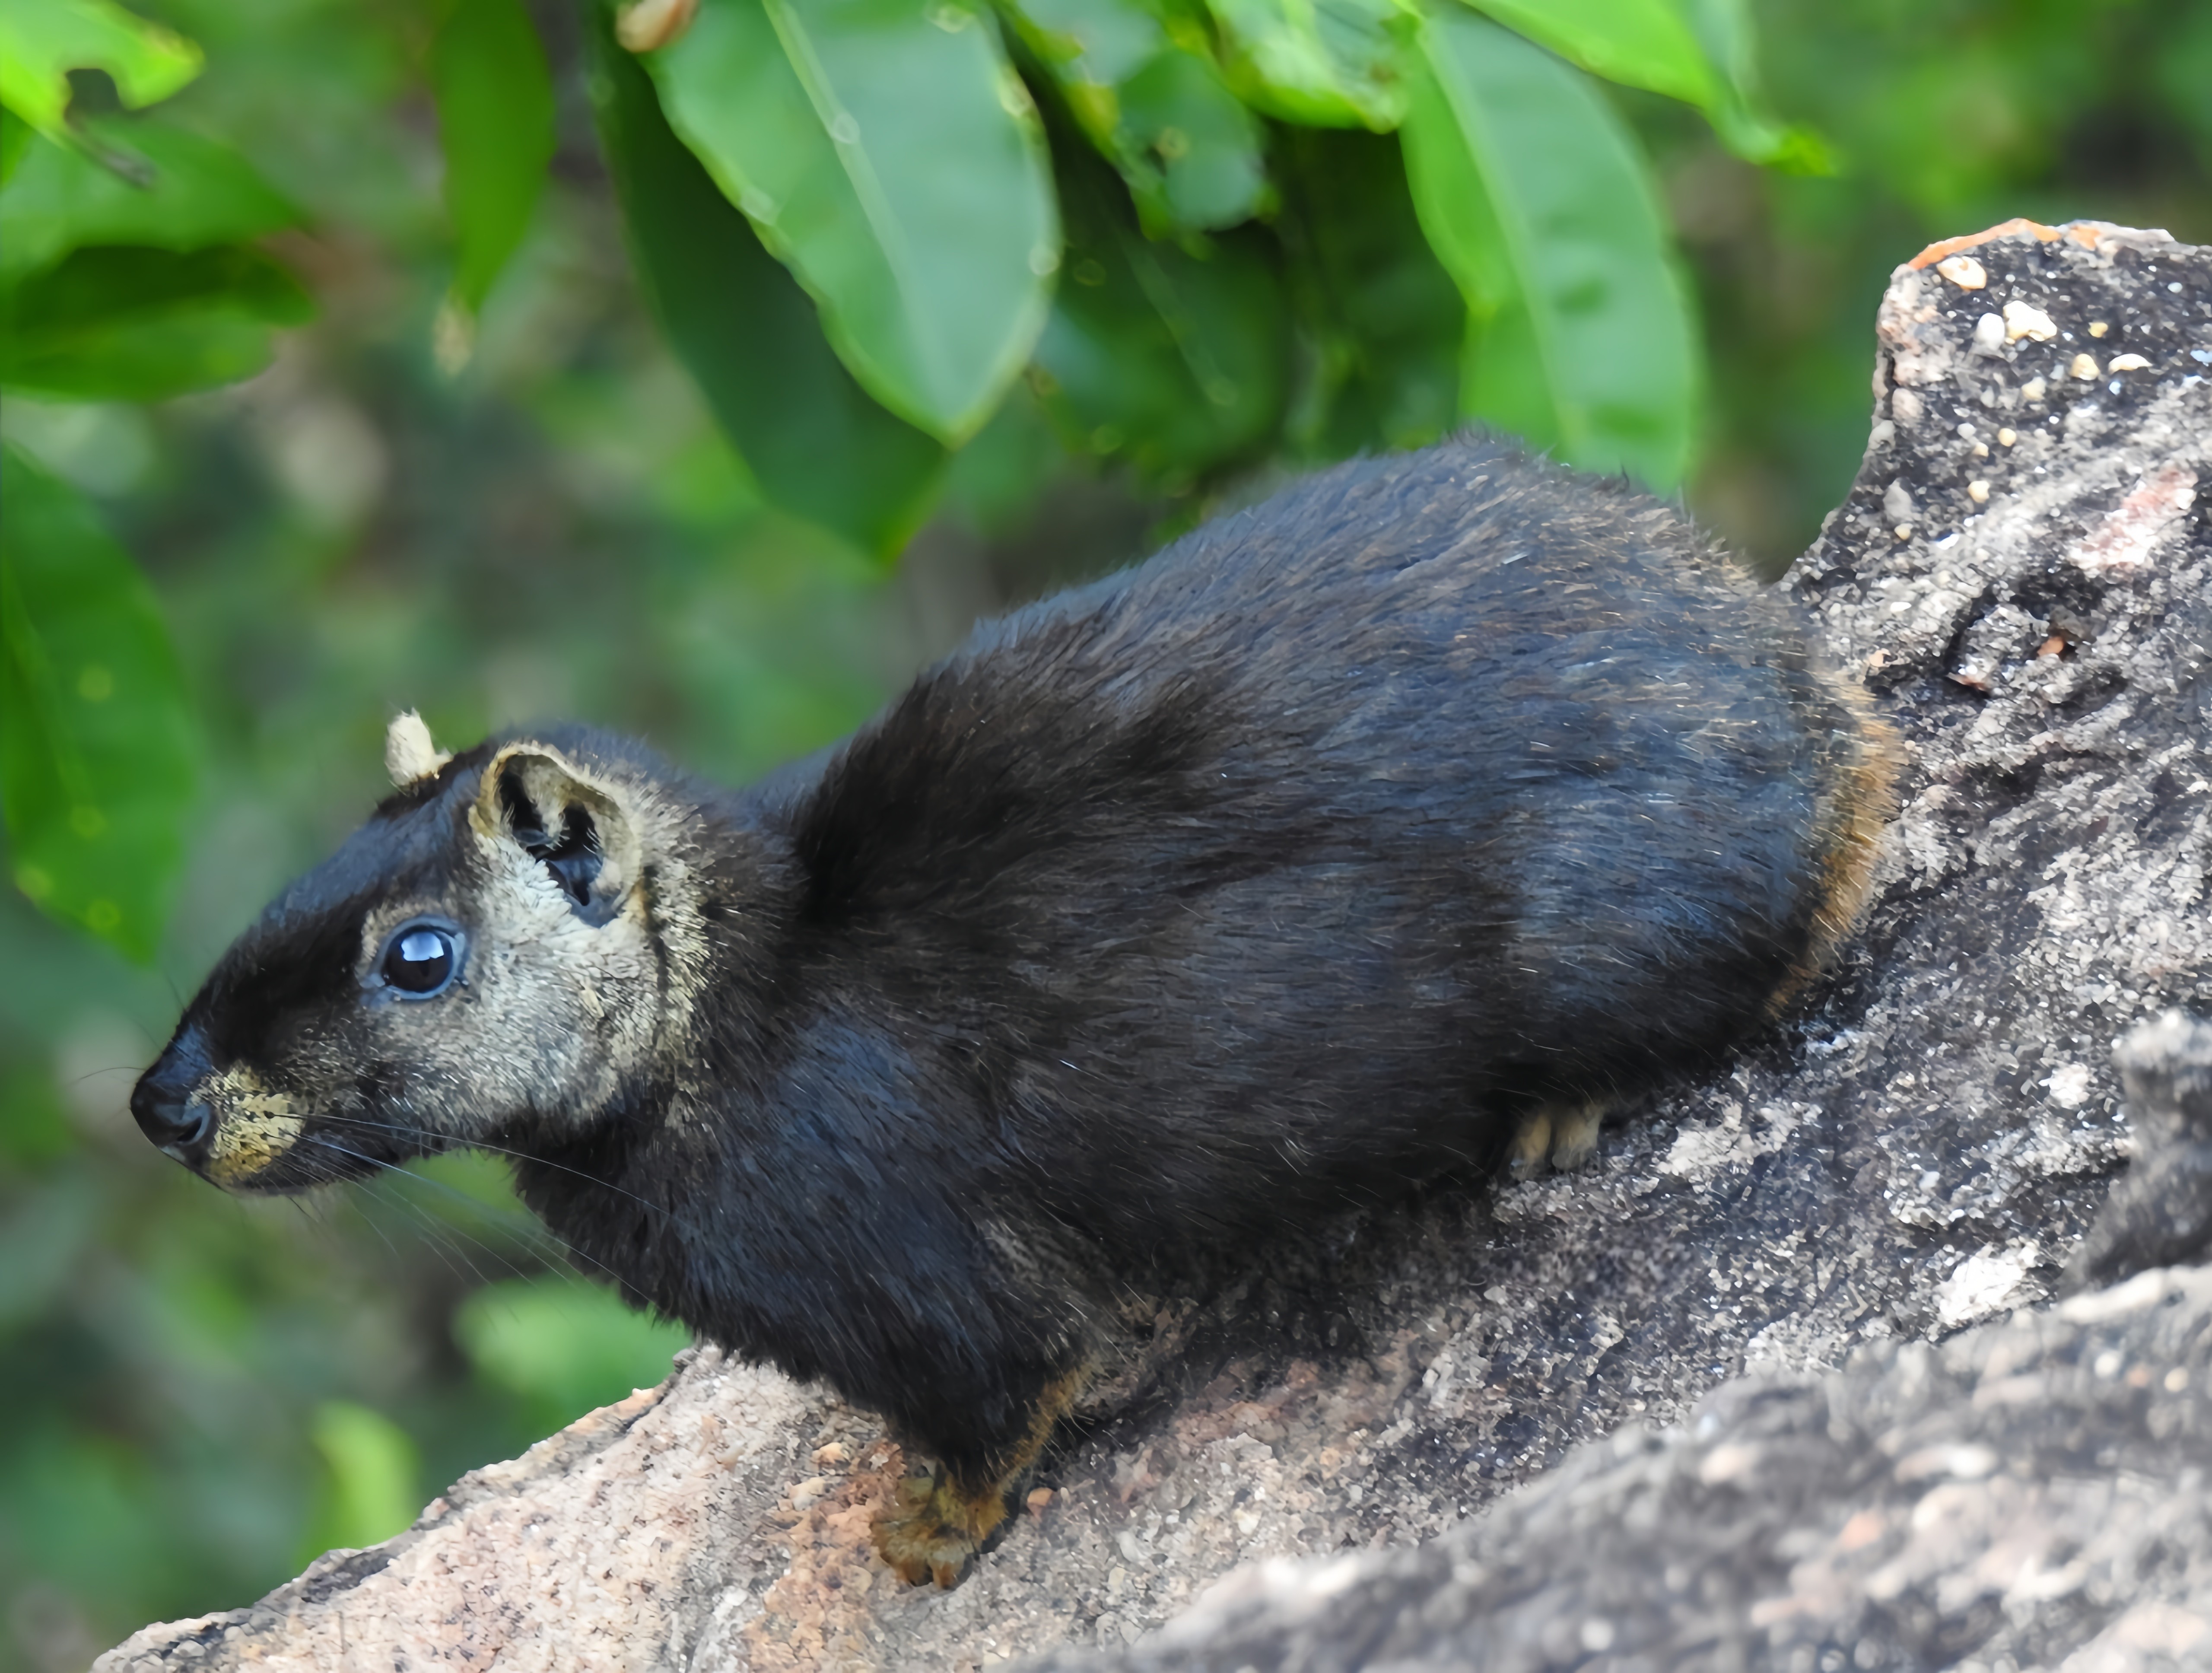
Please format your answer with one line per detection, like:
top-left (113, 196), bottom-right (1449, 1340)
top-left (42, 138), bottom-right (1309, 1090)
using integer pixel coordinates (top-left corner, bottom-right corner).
top-left (1770, 687), bottom-right (1903, 1018)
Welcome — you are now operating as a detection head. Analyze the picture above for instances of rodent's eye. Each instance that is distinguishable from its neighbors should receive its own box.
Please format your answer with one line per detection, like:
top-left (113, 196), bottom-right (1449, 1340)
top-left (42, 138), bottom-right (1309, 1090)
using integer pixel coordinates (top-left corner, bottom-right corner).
top-left (379, 923), bottom-right (461, 997)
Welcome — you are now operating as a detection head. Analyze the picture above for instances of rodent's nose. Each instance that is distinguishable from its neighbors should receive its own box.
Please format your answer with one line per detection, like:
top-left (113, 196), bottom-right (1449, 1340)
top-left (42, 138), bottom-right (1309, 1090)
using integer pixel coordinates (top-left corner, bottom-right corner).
top-left (132, 1037), bottom-right (216, 1167)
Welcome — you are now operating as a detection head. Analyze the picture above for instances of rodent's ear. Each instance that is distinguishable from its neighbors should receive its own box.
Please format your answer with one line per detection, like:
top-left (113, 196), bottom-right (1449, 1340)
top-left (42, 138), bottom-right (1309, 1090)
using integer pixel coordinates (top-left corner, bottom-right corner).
top-left (385, 710), bottom-right (451, 787)
top-left (469, 744), bottom-right (645, 926)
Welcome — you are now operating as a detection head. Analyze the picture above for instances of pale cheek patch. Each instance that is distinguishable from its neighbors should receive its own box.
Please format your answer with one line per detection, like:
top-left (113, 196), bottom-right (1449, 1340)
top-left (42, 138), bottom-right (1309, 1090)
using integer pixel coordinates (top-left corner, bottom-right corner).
top-left (202, 1068), bottom-right (306, 1185)
top-left (386, 833), bottom-right (662, 1131)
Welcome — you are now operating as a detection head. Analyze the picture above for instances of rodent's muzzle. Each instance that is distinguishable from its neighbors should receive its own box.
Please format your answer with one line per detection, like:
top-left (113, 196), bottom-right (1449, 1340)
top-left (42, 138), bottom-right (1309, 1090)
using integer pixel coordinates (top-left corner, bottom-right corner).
top-left (132, 1029), bottom-right (216, 1170)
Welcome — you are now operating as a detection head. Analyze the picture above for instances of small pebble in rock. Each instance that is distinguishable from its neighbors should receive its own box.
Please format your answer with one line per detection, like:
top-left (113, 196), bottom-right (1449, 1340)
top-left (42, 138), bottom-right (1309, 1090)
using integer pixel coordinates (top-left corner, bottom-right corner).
top-left (2107, 353), bottom-right (2151, 371)
top-left (2088, 320), bottom-right (2109, 337)
top-left (1882, 480), bottom-right (1916, 524)
top-left (1972, 441), bottom-right (1989, 457)
top-left (2070, 353), bottom-right (2100, 380)
top-left (1998, 427), bottom-right (2018, 446)
top-left (2003, 299), bottom-right (2058, 341)
top-left (1894, 525), bottom-right (1913, 541)
top-left (1972, 312), bottom-right (2005, 353)
top-left (1968, 480), bottom-right (1990, 503)
top-left (1955, 421), bottom-right (1977, 439)
top-left (2021, 377), bottom-right (2047, 403)
top-left (1937, 254), bottom-right (1987, 289)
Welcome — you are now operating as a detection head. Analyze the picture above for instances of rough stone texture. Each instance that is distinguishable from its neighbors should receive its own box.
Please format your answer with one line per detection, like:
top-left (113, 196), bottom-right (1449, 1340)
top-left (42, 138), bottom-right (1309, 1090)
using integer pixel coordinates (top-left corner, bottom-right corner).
top-left (2066, 1011), bottom-right (2212, 1293)
top-left (1040, 1261), bottom-right (2212, 1673)
top-left (96, 222), bottom-right (2212, 1673)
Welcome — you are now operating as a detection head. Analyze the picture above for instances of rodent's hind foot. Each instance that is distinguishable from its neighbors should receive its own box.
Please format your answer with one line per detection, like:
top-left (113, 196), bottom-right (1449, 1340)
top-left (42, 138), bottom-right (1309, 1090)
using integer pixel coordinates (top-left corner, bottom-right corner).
top-left (873, 1466), bottom-right (1010, 1588)
top-left (1545, 1102), bottom-right (1605, 1172)
top-left (1507, 1102), bottom-right (1608, 1179)
top-left (1506, 1110), bottom-right (1553, 1180)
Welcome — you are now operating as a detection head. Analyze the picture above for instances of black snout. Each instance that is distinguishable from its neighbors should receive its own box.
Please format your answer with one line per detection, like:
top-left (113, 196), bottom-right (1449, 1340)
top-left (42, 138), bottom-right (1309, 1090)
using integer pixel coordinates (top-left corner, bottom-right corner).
top-left (131, 1030), bottom-right (216, 1168)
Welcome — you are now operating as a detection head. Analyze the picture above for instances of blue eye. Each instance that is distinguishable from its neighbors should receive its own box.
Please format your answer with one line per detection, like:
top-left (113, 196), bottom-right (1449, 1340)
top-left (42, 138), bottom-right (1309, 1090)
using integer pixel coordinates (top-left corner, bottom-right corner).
top-left (380, 923), bottom-right (461, 996)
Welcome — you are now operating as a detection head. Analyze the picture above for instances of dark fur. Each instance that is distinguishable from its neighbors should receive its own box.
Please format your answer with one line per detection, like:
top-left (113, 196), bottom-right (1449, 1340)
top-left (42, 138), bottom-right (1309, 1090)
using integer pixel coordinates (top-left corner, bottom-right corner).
top-left (134, 437), bottom-right (1893, 1570)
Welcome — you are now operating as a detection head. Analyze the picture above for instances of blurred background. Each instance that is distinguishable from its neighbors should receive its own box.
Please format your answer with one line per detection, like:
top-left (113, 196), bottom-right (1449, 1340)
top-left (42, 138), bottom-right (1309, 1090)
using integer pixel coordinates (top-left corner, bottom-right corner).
top-left (2, 0), bottom-right (2208, 1665)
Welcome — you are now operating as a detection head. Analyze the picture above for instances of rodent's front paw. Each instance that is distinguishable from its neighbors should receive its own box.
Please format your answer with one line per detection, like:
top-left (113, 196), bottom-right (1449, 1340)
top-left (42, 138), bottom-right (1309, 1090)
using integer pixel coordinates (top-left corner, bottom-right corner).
top-left (872, 1469), bottom-right (1009, 1588)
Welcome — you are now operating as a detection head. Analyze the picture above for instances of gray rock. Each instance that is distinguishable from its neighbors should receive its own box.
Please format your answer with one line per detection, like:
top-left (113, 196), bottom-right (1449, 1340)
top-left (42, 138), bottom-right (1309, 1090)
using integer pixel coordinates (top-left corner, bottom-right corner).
top-left (2067, 1011), bottom-right (2212, 1292)
top-left (1041, 1011), bottom-right (2212, 1673)
top-left (96, 222), bottom-right (2212, 1673)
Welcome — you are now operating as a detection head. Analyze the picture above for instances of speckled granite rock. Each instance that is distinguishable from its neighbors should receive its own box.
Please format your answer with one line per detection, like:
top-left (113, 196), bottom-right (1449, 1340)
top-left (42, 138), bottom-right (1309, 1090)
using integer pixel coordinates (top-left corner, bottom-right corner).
top-left (95, 221), bottom-right (2211, 1673)
top-left (1058, 1269), bottom-right (2212, 1673)
top-left (1040, 1009), bottom-right (2212, 1673)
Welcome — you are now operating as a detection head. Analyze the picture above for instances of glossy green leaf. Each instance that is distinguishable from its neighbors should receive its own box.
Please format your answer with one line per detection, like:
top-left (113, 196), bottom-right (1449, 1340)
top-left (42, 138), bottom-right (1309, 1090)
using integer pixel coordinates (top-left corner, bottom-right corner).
top-left (1458, 0), bottom-right (1712, 108)
top-left (1674, 0), bottom-right (1831, 169)
top-left (1204, 0), bottom-right (1418, 129)
top-left (1460, 0), bottom-right (1821, 168)
top-left (588, 8), bottom-right (945, 557)
top-left (1033, 168), bottom-right (1290, 488)
top-left (1276, 127), bottom-right (1460, 458)
top-left (1, 244), bottom-right (312, 400)
top-left (642, 0), bottom-right (1057, 445)
top-left (1006, 0), bottom-right (1266, 234)
top-left (0, 448), bottom-right (197, 962)
top-left (429, 0), bottom-right (556, 317)
top-left (1402, 9), bottom-right (1697, 488)
top-left (0, 0), bottom-right (201, 141)
top-left (0, 117), bottom-right (299, 281)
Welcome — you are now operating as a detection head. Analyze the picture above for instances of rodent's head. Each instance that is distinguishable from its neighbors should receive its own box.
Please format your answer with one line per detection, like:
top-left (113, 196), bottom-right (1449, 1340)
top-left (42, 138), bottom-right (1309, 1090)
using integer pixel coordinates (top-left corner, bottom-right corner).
top-left (130, 714), bottom-right (702, 1192)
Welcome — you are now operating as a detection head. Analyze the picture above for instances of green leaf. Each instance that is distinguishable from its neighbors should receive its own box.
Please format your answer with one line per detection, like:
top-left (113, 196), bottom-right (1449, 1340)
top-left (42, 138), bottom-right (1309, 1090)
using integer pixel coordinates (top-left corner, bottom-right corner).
top-left (588, 6), bottom-right (946, 557)
top-left (1204, 0), bottom-right (1418, 130)
top-left (1032, 167), bottom-right (1290, 488)
top-left (0, 0), bottom-right (202, 141)
top-left (1005, 0), bottom-right (1267, 234)
top-left (1275, 126), bottom-right (1461, 458)
top-left (1115, 47), bottom-right (1270, 230)
top-left (1673, 0), bottom-right (1831, 170)
top-left (0, 447), bottom-right (197, 962)
top-left (641, 0), bottom-right (1057, 445)
top-left (1456, 0), bottom-right (1712, 108)
top-left (1402, 9), bottom-right (1697, 488)
top-left (1004, 0), bottom-right (1163, 94)
top-left (0, 104), bottom-right (30, 184)
top-left (1, 243), bottom-right (312, 401)
top-left (429, 0), bottom-right (556, 318)
top-left (1458, 0), bottom-right (1823, 168)
top-left (454, 1275), bottom-right (687, 1438)
top-left (0, 116), bottom-right (300, 281)
top-left (300, 1402), bottom-right (420, 1562)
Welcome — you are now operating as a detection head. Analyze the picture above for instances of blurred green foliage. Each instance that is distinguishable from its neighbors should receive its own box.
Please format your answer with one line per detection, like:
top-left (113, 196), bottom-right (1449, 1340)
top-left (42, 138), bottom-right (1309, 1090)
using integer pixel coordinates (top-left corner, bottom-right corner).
top-left (0, 0), bottom-right (2204, 1664)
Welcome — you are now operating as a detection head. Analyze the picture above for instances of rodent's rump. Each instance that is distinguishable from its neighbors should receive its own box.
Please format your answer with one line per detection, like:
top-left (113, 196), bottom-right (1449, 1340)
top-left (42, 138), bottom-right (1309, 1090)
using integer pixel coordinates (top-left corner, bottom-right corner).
top-left (130, 436), bottom-right (1897, 1587)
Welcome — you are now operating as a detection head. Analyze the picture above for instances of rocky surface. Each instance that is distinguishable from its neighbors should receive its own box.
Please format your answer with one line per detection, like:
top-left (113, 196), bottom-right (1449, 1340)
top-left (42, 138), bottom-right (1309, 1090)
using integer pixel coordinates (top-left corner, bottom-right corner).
top-left (1042, 1258), bottom-right (2212, 1673)
top-left (96, 221), bottom-right (2212, 1672)
top-left (2066, 1011), bottom-right (2212, 1293)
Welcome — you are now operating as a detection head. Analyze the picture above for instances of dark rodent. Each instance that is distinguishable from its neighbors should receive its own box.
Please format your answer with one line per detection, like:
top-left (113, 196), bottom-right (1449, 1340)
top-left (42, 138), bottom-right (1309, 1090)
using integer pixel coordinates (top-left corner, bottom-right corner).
top-left (130, 436), bottom-right (1896, 1585)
